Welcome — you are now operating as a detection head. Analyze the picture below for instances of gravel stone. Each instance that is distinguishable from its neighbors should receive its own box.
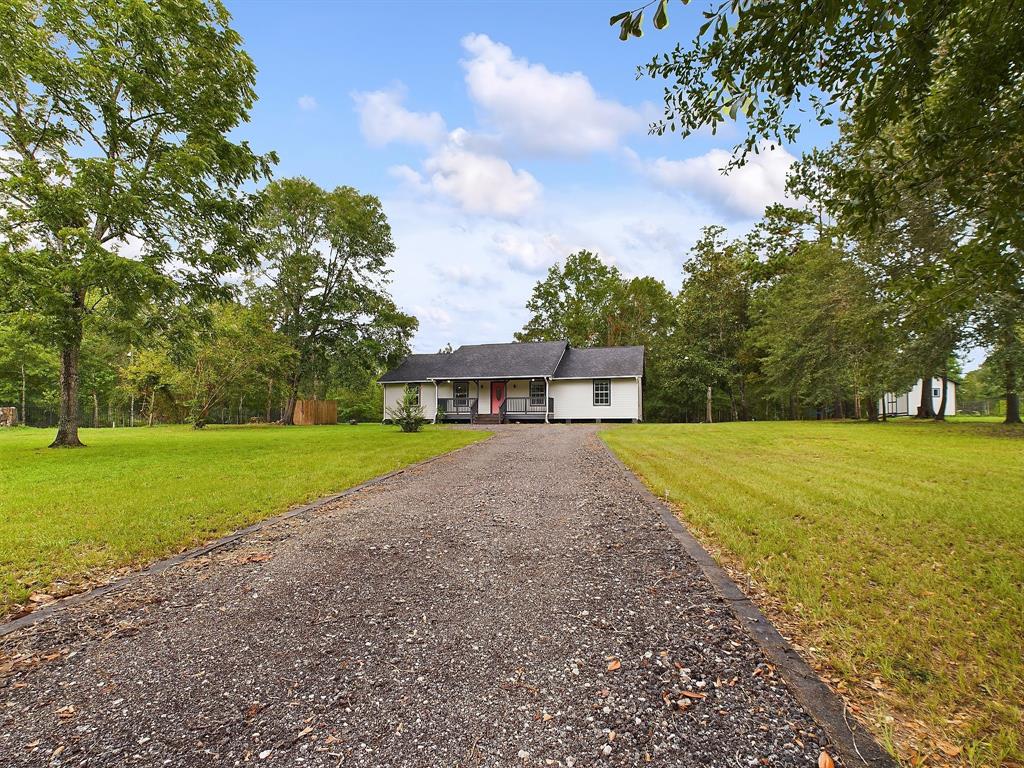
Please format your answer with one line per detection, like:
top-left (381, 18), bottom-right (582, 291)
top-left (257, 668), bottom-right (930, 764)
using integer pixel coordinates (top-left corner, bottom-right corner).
top-left (0, 425), bottom-right (835, 766)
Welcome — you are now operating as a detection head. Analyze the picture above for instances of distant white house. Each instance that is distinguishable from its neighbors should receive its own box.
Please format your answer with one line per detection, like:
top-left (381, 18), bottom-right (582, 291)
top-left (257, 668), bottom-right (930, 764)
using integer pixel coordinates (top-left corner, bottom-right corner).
top-left (380, 340), bottom-right (644, 424)
top-left (880, 378), bottom-right (957, 417)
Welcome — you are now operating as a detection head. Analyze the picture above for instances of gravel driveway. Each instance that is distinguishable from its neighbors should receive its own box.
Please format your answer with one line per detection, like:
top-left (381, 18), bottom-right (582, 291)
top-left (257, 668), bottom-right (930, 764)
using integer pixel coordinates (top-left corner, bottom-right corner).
top-left (1, 425), bottom-right (833, 767)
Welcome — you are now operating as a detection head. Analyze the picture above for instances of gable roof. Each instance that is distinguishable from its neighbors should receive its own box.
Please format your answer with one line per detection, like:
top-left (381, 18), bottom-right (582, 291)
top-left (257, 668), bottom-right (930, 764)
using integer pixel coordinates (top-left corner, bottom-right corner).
top-left (379, 340), bottom-right (644, 382)
top-left (378, 340), bottom-right (568, 382)
top-left (447, 340), bottom-right (568, 379)
top-left (553, 346), bottom-right (644, 379)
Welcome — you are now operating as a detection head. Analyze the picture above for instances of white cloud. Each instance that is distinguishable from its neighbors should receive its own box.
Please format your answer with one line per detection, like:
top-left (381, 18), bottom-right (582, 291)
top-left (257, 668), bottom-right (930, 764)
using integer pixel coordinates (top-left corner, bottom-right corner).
top-left (424, 139), bottom-right (541, 218)
top-left (460, 33), bottom-right (644, 155)
top-left (381, 186), bottom-right (714, 353)
top-left (492, 231), bottom-right (565, 274)
top-left (387, 129), bottom-right (541, 218)
top-left (352, 85), bottom-right (447, 147)
top-left (628, 142), bottom-right (798, 218)
top-left (412, 305), bottom-right (453, 329)
top-left (619, 221), bottom-right (687, 259)
top-left (388, 164), bottom-right (429, 193)
top-left (438, 263), bottom-right (498, 288)
top-left (297, 95), bottom-right (318, 111)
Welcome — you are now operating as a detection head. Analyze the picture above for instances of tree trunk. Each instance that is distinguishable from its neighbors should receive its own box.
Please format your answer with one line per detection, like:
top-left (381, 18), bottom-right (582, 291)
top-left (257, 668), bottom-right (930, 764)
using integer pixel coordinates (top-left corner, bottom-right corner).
top-left (50, 343), bottom-right (84, 447)
top-left (854, 392), bottom-right (862, 420)
top-left (934, 371), bottom-right (949, 421)
top-left (92, 391), bottom-right (100, 427)
top-left (266, 379), bottom-right (274, 422)
top-left (283, 374), bottom-right (300, 425)
top-left (20, 362), bottom-right (26, 426)
top-left (148, 389), bottom-right (156, 427)
top-left (866, 397), bottom-right (879, 422)
top-left (916, 375), bottom-right (934, 418)
top-left (1006, 358), bottom-right (1022, 425)
top-left (705, 385), bottom-right (713, 424)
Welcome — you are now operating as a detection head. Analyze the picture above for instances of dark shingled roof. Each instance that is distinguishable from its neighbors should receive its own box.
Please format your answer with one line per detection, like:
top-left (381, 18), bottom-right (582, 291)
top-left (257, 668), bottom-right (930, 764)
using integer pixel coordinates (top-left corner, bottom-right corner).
top-left (553, 346), bottom-right (644, 379)
top-left (377, 354), bottom-right (456, 383)
top-left (379, 340), bottom-right (567, 382)
top-left (379, 340), bottom-right (644, 382)
top-left (444, 340), bottom-right (568, 379)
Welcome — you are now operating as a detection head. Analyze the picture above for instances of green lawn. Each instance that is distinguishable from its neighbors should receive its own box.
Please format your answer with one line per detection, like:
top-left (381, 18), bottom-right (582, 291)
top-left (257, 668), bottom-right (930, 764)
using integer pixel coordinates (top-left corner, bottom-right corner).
top-left (602, 420), bottom-right (1023, 767)
top-left (0, 424), bottom-right (486, 615)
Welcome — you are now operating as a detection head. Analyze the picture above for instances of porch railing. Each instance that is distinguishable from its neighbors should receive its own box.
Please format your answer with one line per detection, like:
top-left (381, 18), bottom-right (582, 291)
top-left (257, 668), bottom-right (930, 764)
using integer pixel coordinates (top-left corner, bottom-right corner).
top-left (437, 397), bottom-right (478, 417)
top-left (502, 396), bottom-right (553, 416)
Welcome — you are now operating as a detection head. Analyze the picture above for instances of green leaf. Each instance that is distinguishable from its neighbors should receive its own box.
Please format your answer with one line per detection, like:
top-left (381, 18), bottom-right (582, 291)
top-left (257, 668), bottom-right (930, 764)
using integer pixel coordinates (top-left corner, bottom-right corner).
top-left (618, 17), bottom-right (631, 41)
top-left (630, 10), bottom-right (645, 38)
top-left (609, 11), bottom-right (630, 26)
top-left (653, 0), bottom-right (669, 30)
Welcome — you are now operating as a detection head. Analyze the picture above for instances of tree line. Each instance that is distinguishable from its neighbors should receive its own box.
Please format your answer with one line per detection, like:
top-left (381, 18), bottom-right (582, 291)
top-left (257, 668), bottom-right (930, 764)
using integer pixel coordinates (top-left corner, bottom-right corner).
top-left (585, 0), bottom-right (1023, 425)
top-left (517, 195), bottom-right (1021, 424)
top-left (0, 2), bottom-right (413, 445)
top-left (0, 177), bottom-right (413, 433)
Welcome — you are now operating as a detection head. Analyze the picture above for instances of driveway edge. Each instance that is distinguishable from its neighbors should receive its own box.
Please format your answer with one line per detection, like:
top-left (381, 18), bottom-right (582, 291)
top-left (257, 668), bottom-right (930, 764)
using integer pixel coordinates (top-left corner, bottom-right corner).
top-left (0, 433), bottom-right (490, 640)
top-left (599, 437), bottom-right (897, 768)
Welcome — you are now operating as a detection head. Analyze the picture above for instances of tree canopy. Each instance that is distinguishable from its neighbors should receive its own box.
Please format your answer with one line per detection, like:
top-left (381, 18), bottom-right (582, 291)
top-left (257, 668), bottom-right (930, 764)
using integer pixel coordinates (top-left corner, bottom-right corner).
top-left (247, 178), bottom-right (416, 424)
top-left (0, 0), bottom-right (275, 445)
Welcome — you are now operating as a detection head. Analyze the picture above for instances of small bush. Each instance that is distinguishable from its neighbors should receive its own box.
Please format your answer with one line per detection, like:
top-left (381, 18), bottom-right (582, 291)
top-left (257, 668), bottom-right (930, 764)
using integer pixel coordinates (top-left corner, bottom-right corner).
top-left (387, 389), bottom-right (428, 433)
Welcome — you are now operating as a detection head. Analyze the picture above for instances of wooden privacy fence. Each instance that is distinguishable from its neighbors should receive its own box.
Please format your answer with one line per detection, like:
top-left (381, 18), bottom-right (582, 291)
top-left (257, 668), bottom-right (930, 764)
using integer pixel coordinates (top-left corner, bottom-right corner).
top-left (293, 399), bottom-right (337, 425)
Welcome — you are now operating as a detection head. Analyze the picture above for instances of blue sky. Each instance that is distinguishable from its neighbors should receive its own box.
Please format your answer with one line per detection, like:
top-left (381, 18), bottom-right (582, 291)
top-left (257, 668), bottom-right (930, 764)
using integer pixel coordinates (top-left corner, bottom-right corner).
top-left (227, 1), bottom-right (833, 353)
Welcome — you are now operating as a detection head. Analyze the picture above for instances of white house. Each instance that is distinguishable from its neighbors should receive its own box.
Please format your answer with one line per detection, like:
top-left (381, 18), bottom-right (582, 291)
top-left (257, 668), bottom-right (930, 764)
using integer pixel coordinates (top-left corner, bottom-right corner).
top-left (880, 377), bottom-right (957, 417)
top-left (379, 340), bottom-right (644, 424)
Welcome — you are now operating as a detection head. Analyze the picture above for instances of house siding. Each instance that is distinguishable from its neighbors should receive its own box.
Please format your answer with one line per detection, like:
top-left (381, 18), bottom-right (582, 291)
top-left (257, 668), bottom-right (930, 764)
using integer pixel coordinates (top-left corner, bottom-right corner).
top-left (385, 376), bottom-right (641, 422)
top-left (383, 382), bottom-right (438, 420)
top-left (550, 377), bottom-right (640, 421)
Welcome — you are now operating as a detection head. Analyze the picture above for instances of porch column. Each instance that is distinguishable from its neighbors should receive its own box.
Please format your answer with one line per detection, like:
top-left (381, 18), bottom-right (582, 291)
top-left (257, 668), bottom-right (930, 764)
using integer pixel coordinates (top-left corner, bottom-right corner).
top-left (433, 380), bottom-right (439, 423)
top-left (544, 377), bottom-right (549, 423)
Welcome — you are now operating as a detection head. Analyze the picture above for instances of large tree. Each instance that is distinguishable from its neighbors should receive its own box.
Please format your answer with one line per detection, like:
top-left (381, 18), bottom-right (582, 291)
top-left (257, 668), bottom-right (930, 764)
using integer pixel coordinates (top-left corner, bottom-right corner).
top-left (515, 250), bottom-right (624, 346)
top-left (673, 226), bottom-right (757, 421)
top-left (249, 178), bottom-right (416, 424)
top-left (0, 0), bottom-right (274, 446)
top-left (613, 1), bottom-right (1023, 423)
top-left (757, 237), bottom-right (894, 419)
top-left (613, 0), bottom-right (1022, 234)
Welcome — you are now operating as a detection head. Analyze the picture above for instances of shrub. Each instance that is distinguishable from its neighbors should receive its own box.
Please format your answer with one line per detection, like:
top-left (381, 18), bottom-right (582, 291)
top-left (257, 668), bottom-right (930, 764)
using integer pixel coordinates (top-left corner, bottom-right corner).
top-left (387, 388), bottom-right (428, 433)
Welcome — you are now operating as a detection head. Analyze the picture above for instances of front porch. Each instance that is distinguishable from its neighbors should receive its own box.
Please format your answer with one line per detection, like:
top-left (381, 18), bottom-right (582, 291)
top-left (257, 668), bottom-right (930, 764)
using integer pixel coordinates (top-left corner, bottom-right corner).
top-left (434, 377), bottom-right (554, 424)
top-left (436, 395), bottom-right (554, 424)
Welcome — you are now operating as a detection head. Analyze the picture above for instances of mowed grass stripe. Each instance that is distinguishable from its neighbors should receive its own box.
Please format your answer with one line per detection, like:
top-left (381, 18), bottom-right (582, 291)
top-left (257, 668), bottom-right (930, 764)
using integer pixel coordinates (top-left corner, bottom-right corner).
top-left (0, 424), bottom-right (487, 614)
top-left (602, 420), bottom-right (1023, 767)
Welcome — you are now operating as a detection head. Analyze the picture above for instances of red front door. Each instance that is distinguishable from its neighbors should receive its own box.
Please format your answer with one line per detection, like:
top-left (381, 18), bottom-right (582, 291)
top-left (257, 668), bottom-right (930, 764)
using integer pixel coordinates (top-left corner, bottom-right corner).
top-left (490, 381), bottom-right (506, 414)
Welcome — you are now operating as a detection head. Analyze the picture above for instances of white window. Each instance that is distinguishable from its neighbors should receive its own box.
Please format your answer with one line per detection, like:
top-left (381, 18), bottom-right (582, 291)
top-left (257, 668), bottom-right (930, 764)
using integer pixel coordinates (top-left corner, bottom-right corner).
top-left (405, 383), bottom-right (420, 406)
top-left (593, 379), bottom-right (611, 406)
top-left (454, 381), bottom-right (469, 400)
top-left (529, 379), bottom-right (545, 407)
